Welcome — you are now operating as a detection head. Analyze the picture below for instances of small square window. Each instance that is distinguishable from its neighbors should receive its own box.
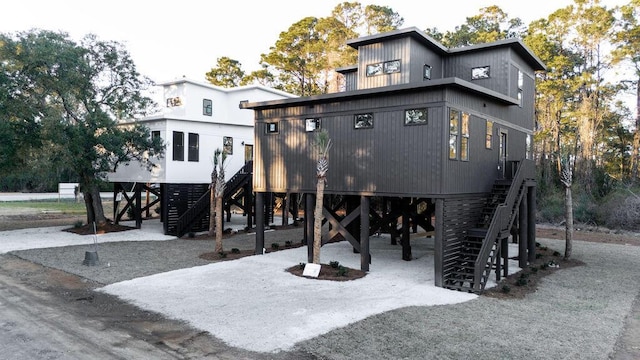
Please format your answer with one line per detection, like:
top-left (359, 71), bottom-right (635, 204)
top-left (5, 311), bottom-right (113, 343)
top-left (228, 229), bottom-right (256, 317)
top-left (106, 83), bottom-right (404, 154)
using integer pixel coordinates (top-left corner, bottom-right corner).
top-left (423, 64), bottom-right (432, 80)
top-left (383, 60), bottom-right (401, 74)
top-left (265, 122), bottom-right (279, 134)
top-left (472, 66), bottom-right (490, 80)
top-left (366, 63), bottom-right (383, 77)
top-left (405, 108), bottom-right (428, 125)
top-left (305, 118), bottom-right (321, 132)
top-left (166, 97), bottom-right (182, 107)
top-left (203, 99), bottom-right (212, 116)
top-left (354, 113), bottom-right (373, 129)
top-left (223, 136), bottom-right (233, 155)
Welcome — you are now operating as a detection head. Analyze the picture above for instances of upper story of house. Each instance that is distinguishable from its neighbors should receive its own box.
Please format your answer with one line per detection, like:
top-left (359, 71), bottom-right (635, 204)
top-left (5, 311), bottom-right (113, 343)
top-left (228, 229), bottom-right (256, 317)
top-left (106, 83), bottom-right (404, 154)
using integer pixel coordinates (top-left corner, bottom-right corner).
top-left (108, 79), bottom-right (296, 184)
top-left (337, 27), bottom-right (545, 107)
top-left (239, 27), bottom-right (546, 197)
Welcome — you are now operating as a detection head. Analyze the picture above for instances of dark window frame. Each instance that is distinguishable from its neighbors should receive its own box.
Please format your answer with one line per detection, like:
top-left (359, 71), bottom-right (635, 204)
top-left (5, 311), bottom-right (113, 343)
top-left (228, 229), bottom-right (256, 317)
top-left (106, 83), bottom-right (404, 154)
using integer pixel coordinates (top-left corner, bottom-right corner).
top-left (188, 132), bottom-right (199, 162)
top-left (354, 113), bottom-right (374, 129)
top-left (172, 131), bottom-right (184, 161)
top-left (404, 108), bottom-right (428, 126)
top-left (265, 122), bottom-right (279, 134)
top-left (203, 99), bottom-right (212, 116)
top-left (223, 136), bottom-right (233, 155)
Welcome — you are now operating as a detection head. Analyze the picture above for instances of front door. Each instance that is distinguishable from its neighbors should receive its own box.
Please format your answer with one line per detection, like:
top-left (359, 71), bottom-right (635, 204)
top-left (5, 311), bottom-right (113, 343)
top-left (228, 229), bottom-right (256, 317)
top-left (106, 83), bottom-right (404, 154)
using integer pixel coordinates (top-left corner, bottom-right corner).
top-left (499, 130), bottom-right (508, 178)
top-left (244, 144), bottom-right (254, 164)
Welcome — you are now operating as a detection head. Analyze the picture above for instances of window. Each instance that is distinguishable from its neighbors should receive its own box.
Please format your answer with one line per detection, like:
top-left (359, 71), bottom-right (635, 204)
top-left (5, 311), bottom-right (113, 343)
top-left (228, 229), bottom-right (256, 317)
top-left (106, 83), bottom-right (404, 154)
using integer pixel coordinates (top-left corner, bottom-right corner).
top-left (188, 133), bottom-right (199, 162)
top-left (203, 99), bottom-right (212, 116)
top-left (517, 70), bottom-right (524, 107)
top-left (383, 60), bottom-right (401, 74)
top-left (305, 118), bottom-right (321, 132)
top-left (354, 113), bottom-right (373, 129)
top-left (366, 60), bottom-right (401, 77)
top-left (151, 130), bottom-right (160, 140)
top-left (423, 64), bottom-right (432, 80)
top-left (526, 134), bottom-right (532, 160)
top-left (461, 112), bottom-right (470, 161)
top-left (223, 136), bottom-right (233, 155)
top-left (404, 108), bottom-right (428, 125)
top-left (449, 109), bottom-right (459, 159)
top-left (366, 63), bottom-right (383, 77)
top-left (486, 120), bottom-right (493, 149)
top-left (172, 131), bottom-right (184, 161)
top-left (166, 97), bottom-right (182, 107)
top-left (471, 66), bottom-right (490, 80)
top-left (265, 122), bottom-right (279, 134)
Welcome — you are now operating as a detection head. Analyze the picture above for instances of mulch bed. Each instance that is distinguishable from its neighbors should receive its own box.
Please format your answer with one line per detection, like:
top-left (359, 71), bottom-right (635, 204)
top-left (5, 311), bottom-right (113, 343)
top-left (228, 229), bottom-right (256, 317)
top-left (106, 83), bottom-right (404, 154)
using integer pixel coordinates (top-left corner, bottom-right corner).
top-left (63, 222), bottom-right (137, 235)
top-left (285, 263), bottom-right (367, 281)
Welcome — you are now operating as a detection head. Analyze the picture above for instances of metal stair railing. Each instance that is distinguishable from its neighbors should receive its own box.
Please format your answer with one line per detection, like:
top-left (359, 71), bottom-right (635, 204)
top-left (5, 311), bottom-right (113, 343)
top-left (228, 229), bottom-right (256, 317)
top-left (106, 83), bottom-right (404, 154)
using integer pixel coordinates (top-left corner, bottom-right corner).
top-left (472, 159), bottom-right (534, 292)
top-left (224, 161), bottom-right (253, 200)
top-left (176, 189), bottom-right (211, 238)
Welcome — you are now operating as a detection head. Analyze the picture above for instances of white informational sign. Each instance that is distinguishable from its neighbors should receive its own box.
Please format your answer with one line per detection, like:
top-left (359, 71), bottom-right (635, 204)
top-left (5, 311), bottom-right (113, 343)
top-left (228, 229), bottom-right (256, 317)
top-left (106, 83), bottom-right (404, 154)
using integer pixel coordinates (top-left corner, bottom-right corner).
top-left (302, 263), bottom-right (321, 278)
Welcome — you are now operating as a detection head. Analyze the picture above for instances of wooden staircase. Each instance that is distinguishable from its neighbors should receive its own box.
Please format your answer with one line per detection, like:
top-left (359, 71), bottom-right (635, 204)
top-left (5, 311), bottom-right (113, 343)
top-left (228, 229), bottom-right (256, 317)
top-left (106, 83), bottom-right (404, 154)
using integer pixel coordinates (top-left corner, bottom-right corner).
top-left (443, 160), bottom-right (533, 293)
top-left (175, 161), bottom-right (253, 238)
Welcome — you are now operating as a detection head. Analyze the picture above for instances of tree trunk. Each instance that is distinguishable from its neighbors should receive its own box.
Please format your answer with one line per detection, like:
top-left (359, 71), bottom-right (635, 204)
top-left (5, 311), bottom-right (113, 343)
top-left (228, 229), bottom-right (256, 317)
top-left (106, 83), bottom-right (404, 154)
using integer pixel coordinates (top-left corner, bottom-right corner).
top-left (83, 185), bottom-right (107, 226)
top-left (312, 178), bottom-right (325, 264)
top-left (564, 184), bottom-right (573, 260)
top-left (208, 187), bottom-right (216, 236)
top-left (215, 195), bottom-right (224, 253)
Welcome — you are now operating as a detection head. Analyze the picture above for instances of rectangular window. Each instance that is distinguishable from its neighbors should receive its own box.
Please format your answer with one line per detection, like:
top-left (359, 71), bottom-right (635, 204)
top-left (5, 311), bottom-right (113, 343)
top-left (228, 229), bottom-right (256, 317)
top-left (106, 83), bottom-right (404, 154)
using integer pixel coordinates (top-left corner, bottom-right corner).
top-left (526, 134), bottom-right (532, 160)
top-left (461, 112), bottom-right (469, 161)
top-left (265, 122), bottom-right (279, 134)
top-left (305, 118), bottom-right (321, 132)
top-left (517, 70), bottom-right (524, 107)
top-left (423, 64), bottom-right (432, 80)
top-left (354, 113), bottom-right (373, 129)
top-left (203, 99), bottom-right (212, 116)
top-left (471, 66), bottom-right (490, 80)
top-left (404, 108), bottom-right (428, 125)
top-left (223, 136), bottom-right (233, 155)
top-left (151, 130), bottom-right (160, 140)
top-left (449, 109), bottom-right (459, 160)
top-left (366, 63), bottom-right (383, 77)
top-left (167, 97), bottom-right (182, 107)
top-left (172, 131), bottom-right (184, 161)
top-left (383, 60), bottom-right (401, 74)
top-left (188, 133), bottom-right (199, 162)
top-left (486, 120), bottom-right (493, 149)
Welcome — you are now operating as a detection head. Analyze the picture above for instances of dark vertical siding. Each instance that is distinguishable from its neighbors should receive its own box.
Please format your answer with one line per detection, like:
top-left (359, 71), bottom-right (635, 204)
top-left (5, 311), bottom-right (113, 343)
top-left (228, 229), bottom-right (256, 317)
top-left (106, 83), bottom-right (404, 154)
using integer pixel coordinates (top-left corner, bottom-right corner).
top-left (344, 71), bottom-right (358, 91)
top-left (254, 90), bottom-right (448, 196)
top-left (445, 48), bottom-right (510, 95)
top-left (408, 38), bottom-right (443, 82)
top-left (357, 38), bottom-right (411, 89)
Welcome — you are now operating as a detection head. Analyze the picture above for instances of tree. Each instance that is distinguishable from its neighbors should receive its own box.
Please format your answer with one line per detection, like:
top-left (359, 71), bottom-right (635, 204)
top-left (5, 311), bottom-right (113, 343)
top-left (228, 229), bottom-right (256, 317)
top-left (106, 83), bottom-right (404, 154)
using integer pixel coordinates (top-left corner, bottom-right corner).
top-left (208, 152), bottom-right (218, 237)
top-left (559, 155), bottom-right (574, 259)
top-left (441, 5), bottom-right (524, 47)
top-left (363, 4), bottom-right (404, 35)
top-left (0, 29), bottom-right (164, 225)
top-left (213, 149), bottom-right (227, 253)
top-left (205, 57), bottom-right (246, 88)
top-left (612, 0), bottom-right (640, 179)
top-left (312, 129), bottom-right (332, 264)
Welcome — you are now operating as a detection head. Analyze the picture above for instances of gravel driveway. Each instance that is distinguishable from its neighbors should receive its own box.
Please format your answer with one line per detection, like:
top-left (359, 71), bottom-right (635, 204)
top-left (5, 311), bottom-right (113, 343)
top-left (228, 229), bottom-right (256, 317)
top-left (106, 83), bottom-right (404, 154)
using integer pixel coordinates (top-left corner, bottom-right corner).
top-left (6, 220), bottom-right (640, 360)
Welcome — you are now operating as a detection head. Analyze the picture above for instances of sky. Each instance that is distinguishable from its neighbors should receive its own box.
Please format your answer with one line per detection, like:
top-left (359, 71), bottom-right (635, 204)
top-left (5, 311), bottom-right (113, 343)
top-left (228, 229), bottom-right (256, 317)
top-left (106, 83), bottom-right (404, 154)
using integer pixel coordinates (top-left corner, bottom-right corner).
top-left (1, 0), bottom-right (627, 85)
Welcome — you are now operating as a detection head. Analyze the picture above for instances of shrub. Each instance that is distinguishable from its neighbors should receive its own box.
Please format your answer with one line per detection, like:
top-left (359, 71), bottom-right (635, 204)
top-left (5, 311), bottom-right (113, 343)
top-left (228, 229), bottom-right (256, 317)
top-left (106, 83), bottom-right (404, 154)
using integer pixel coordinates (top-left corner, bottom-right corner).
top-left (73, 220), bottom-right (84, 228)
top-left (553, 251), bottom-right (561, 257)
top-left (271, 243), bottom-right (280, 250)
top-left (285, 240), bottom-right (292, 247)
top-left (516, 277), bottom-right (528, 286)
top-left (218, 252), bottom-right (227, 258)
top-left (329, 261), bottom-right (340, 268)
top-left (231, 248), bottom-right (240, 254)
top-left (501, 285), bottom-right (511, 293)
top-left (337, 265), bottom-right (348, 277)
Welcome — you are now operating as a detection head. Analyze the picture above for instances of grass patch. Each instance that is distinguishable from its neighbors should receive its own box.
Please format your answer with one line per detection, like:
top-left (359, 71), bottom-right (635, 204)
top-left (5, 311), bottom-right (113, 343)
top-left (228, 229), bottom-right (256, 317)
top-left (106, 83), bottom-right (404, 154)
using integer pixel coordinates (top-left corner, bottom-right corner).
top-left (0, 200), bottom-right (88, 214)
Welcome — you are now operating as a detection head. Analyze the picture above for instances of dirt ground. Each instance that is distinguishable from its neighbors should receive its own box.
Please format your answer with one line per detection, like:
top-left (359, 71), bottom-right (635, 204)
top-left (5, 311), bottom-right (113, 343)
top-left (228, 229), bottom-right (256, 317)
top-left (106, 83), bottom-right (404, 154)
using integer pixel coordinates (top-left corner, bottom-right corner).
top-left (1, 214), bottom-right (639, 358)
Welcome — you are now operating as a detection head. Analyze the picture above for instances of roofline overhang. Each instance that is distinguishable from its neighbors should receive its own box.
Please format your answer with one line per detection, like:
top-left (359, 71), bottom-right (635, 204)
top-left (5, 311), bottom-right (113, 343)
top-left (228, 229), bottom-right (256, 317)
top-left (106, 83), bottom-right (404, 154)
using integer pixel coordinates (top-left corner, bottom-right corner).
top-left (239, 77), bottom-right (519, 111)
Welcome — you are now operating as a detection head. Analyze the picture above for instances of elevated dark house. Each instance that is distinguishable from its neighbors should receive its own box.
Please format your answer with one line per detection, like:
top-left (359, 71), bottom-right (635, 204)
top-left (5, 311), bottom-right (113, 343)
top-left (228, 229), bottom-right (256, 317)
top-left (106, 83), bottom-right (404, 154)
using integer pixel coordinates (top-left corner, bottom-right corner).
top-left (240, 27), bottom-right (546, 293)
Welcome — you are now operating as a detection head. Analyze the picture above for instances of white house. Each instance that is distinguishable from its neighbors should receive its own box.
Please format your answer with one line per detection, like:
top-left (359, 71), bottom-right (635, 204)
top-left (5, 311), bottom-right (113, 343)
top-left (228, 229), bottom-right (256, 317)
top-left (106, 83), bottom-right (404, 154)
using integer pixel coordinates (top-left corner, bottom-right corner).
top-left (108, 78), bottom-right (297, 184)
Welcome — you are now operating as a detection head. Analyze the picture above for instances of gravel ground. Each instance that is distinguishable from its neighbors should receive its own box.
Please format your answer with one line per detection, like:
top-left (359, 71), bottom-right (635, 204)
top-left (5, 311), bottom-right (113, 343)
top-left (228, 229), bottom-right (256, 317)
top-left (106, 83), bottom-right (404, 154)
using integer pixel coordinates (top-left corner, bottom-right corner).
top-left (7, 227), bottom-right (640, 359)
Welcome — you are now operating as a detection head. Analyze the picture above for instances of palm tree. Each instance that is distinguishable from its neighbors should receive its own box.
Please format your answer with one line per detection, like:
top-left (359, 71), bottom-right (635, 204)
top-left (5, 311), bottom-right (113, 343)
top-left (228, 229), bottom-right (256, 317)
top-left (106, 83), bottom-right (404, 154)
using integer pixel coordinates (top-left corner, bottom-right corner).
top-left (213, 149), bottom-right (227, 253)
top-left (208, 151), bottom-right (219, 237)
top-left (312, 129), bottom-right (332, 264)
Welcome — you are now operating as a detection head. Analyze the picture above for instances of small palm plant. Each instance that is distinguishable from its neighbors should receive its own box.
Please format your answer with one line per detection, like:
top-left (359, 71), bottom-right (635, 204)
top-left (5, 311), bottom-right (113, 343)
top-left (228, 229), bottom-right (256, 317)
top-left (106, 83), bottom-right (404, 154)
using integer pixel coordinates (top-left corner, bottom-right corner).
top-left (312, 129), bottom-right (332, 264)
